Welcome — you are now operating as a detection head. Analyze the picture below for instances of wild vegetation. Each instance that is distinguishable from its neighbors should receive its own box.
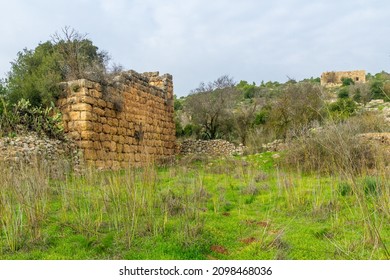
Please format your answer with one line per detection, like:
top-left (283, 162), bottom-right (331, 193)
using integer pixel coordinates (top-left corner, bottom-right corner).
top-left (0, 151), bottom-right (389, 260)
top-left (0, 27), bottom-right (114, 138)
top-left (175, 72), bottom-right (390, 146)
top-left (0, 28), bottom-right (389, 259)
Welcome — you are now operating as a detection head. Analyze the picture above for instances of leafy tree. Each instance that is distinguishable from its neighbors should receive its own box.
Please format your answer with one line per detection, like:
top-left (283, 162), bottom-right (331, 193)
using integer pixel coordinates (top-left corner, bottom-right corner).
top-left (7, 42), bottom-right (63, 107)
top-left (370, 79), bottom-right (385, 100)
top-left (236, 80), bottom-right (257, 99)
top-left (175, 117), bottom-right (184, 137)
top-left (173, 95), bottom-right (183, 111)
top-left (0, 80), bottom-right (8, 117)
top-left (6, 27), bottom-right (109, 108)
top-left (0, 80), bottom-right (6, 97)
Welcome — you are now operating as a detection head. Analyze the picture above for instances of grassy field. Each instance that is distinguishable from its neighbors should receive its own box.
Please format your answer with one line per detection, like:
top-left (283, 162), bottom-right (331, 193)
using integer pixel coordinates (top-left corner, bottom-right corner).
top-left (0, 152), bottom-right (389, 260)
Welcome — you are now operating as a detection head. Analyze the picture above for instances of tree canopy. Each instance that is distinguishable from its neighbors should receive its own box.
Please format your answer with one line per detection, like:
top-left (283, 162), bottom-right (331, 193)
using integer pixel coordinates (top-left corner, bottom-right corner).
top-left (5, 27), bottom-right (109, 108)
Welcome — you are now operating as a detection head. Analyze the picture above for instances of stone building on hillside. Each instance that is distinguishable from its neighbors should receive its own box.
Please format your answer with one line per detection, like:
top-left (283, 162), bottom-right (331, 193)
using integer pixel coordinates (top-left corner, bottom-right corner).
top-left (57, 70), bottom-right (176, 169)
top-left (321, 70), bottom-right (366, 86)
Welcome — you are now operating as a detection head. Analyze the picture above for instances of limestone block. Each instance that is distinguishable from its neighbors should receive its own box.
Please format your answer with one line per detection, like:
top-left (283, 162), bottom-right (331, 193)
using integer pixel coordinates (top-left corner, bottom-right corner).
top-left (110, 126), bottom-right (118, 135)
top-left (84, 149), bottom-right (97, 160)
top-left (108, 118), bottom-right (119, 127)
top-left (80, 96), bottom-right (97, 106)
top-left (81, 111), bottom-right (97, 121)
top-left (103, 124), bottom-right (111, 134)
top-left (106, 102), bottom-right (114, 109)
top-left (117, 127), bottom-right (126, 135)
top-left (95, 160), bottom-right (106, 169)
top-left (123, 153), bottom-right (130, 161)
top-left (93, 107), bottom-right (105, 116)
top-left (123, 144), bottom-right (131, 153)
top-left (108, 152), bottom-right (116, 160)
top-left (97, 99), bottom-right (106, 108)
top-left (69, 111), bottom-right (81, 121)
top-left (96, 149), bottom-right (107, 159)
top-left (106, 160), bottom-right (113, 168)
top-left (102, 140), bottom-right (110, 150)
top-left (67, 131), bottom-right (80, 140)
top-left (67, 121), bottom-right (76, 131)
top-left (80, 131), bottom-right (99, 141)
top-left (100, 133), bottom-right (112, 141)
top-left (105, 109), bottom-right (116, 118)
top-left (72, 103), bottom-right (92, 112)
top-left (112, 161), bottom-right (120, 170)
top-left (120, 161), bottom-right (129, 169)
top-left (118, 135), bottom-right (125, 144)
top-left (79, 141), bottom-right (95, 149)
top-left (61, 106), bottom-right (71, 114)
top-left (93, 123), bottom-right (102, 133)
top-left (90, 89), bottom-right (102, 99)
top-left (93, 141), bottom-right (102, 150)
top-left (74, 121), bottom-right (94, 131)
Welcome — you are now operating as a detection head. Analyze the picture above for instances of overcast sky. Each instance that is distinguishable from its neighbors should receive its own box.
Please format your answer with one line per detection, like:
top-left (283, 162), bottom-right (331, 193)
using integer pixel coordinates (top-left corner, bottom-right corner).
top-left (1, 0), bottom-right (389, 96)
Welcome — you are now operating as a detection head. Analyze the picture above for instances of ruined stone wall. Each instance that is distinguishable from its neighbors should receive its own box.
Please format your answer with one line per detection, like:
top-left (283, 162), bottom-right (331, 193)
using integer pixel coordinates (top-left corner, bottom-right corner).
top-left (179, 139), bottom-right (245, 156)
top-left (321, 70), bottom-right (366, 86)
top-left (57, 70), bottom-right (176, 169)
top-left (0, 132), bottom-right (82, 172)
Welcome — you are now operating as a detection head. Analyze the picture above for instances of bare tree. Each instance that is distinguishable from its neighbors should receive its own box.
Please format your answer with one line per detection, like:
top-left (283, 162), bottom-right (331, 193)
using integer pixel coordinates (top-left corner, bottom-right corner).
top-left (233, 101), bottom-right (259, 145)
top-left (51, 26), bottom-right (109, 81)
top-left (266, 83), bottom-right (325, 139)
top-left (186, 75), bottom-right (238, 139)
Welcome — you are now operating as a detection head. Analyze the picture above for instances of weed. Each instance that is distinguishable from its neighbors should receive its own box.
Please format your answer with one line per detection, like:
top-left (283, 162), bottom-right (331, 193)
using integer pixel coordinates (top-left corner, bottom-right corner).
top-left (338, 182), bottom-right (352, 196)
top-left (363, 176), bottom-right (378, 196)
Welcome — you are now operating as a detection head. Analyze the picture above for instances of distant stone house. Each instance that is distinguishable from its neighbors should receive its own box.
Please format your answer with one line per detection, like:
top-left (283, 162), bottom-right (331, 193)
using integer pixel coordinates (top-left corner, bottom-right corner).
top-left (320, 70), bottom-right (366, 86)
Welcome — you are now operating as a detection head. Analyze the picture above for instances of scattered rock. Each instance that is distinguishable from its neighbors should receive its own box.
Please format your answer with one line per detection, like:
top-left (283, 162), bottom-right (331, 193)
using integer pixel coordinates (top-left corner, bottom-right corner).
top-left (262, 139), bottom-right (287, 152)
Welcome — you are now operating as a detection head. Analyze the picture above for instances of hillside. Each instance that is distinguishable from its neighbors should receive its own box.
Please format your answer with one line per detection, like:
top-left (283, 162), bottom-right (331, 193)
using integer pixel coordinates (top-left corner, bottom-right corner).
top-left (175, 72), bottom-right (390, 151)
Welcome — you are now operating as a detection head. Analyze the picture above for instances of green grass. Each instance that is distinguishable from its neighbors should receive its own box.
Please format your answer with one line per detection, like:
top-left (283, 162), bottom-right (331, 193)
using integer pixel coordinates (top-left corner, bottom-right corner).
top-left (0, 153), bottom-right (389, 260)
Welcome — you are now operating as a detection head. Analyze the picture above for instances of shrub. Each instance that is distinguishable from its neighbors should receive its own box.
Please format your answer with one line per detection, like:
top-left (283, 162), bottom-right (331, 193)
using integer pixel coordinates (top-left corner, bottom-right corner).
top-left (363, 177), bottom-right (378, 196)
top-left (0, 98), bottom-right (63, 138)
top-left (341, 77), bottom-right (354, 86)
top-left (337, 87), bottom-right (350, 99)
top-left (282, 114), bottom-right (387, 174)
top-left (338, 182), bottom-right (352, 196)
top-left (328, 98), bottom-right (357, 120)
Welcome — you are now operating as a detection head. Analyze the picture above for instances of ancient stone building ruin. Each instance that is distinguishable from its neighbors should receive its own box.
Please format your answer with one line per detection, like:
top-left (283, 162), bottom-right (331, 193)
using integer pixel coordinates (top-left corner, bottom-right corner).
top-left (57, 70), bottom-right (176, 169)
top-left (320, 70), bottom-right (366, 86)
